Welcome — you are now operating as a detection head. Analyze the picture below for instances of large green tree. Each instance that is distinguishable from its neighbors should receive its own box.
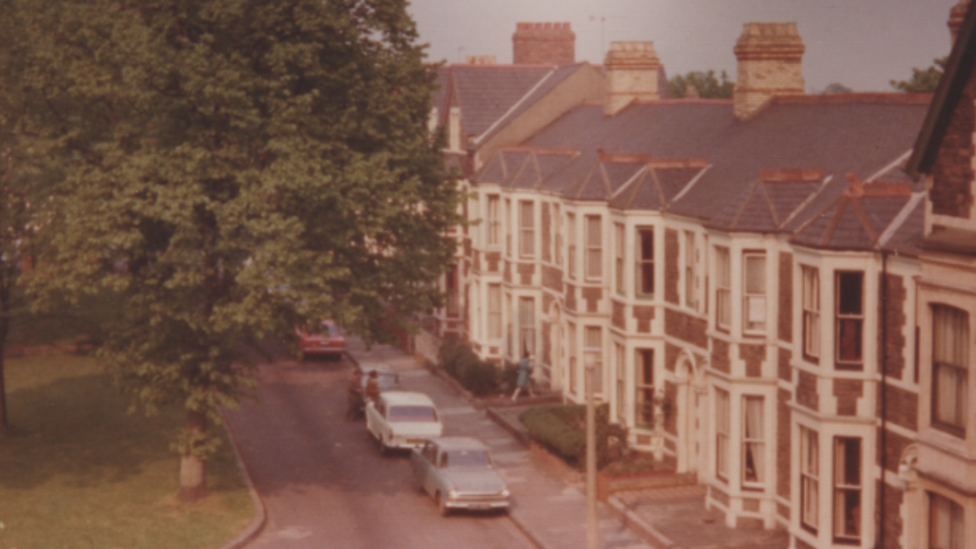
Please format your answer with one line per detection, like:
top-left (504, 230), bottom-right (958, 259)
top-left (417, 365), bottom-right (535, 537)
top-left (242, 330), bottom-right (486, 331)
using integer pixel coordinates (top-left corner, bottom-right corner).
top-left (18, 0), bottom-right (459, 500)
top-left (668, 70), bottom-right (734, 99)
top-left (890, 56), bottom-right (948, 93)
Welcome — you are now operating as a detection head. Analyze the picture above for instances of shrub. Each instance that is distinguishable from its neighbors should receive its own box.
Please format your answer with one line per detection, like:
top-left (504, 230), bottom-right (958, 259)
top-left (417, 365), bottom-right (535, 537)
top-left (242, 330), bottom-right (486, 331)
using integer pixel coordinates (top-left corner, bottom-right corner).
top-left (438, 336), bottom-right (501, 396)
top-left (519, 404), bottom-right (627, 470)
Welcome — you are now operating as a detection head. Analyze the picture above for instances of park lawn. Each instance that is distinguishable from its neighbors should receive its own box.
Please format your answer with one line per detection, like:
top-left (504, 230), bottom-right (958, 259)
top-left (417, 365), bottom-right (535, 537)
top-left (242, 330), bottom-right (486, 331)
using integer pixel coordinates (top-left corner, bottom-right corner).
top-left (0, 353), bottom-right (255, 549)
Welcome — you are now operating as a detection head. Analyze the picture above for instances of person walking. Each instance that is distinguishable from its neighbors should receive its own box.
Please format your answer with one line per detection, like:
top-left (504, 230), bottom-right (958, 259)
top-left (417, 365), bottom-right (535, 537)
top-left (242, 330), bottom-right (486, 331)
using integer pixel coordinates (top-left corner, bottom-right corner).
top-left (511, 351), bottom-right (534, 402)
top-left (364, 370), bottom-right (381, 403)
top-left (346, 370), bottom-right (364, 420)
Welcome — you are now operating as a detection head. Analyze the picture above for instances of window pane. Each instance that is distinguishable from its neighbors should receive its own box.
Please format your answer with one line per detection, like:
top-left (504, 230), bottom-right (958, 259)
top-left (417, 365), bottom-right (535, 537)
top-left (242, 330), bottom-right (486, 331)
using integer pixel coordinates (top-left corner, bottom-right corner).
top-left (837, 272), bottom-right (863, 315)
top-left (745, 255), bottom-right (765, 294)
top-left (837, 319), bottom-right (863, 361)
top-left (930, 493), bottom-right (964, 549)
top-left (587, 216), bottom-right (601, 246)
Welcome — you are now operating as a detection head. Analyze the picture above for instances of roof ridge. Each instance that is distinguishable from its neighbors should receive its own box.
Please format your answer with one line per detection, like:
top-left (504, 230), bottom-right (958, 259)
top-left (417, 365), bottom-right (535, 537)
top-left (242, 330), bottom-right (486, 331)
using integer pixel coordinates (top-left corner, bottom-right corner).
top-left (473, 68), bottom-right (557, 145)
top-left (773, 93), bottom-right (932, 106)
top-left (758, 181), bottom-right (780, 226)
top-left (820, 199), bottom-right (848, 247)
top-left (729, 180), bottom-right (761, 230)
top-left (878, 192), bottom-right (926, 249)
top-left (778, 175), bottom-right (833, 230)
top-left (668, 164), bottom-right (712, 206)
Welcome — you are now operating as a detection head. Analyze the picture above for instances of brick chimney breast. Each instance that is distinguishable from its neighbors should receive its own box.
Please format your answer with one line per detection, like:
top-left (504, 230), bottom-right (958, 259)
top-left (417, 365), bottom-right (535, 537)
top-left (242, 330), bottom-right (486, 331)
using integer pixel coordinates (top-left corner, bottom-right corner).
top-left (949, 0), bottom-right (971, 44)
top-left (604, 41), bottom-right (661, 116)
top-left (733, 22), bottom-right (805, 121)
top-left (512, 22), bottom-right (575, 65)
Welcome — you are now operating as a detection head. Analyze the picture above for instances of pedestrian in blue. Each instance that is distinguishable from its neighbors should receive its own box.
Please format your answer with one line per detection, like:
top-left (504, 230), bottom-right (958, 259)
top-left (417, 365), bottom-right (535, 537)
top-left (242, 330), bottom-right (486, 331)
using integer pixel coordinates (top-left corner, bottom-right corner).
top-left (511, 350), bottom-right (534, 402)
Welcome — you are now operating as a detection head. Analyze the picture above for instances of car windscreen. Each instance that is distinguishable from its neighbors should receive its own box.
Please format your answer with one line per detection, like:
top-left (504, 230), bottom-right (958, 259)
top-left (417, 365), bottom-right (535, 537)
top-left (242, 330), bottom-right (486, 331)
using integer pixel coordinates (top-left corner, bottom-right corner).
top-left (388, 405), bottom-right (438, 422)
top-left (445, 450), bottom-right (490, 468)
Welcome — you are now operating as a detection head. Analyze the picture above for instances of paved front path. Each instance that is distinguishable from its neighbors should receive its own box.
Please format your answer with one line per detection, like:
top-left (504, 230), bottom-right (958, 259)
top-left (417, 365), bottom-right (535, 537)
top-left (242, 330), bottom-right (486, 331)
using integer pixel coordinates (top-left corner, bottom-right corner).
top-left (348, 339), bottom-right (652, 549)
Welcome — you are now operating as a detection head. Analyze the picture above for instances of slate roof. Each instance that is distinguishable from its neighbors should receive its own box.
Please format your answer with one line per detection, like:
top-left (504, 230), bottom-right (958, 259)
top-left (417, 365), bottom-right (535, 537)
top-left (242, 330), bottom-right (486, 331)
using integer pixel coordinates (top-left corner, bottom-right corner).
top-left (434, 64), bottom-right (558, 140)
top-left (790, 178), bottom-right (918, 252)
top-left (471, 92), bottom-right (932, 252)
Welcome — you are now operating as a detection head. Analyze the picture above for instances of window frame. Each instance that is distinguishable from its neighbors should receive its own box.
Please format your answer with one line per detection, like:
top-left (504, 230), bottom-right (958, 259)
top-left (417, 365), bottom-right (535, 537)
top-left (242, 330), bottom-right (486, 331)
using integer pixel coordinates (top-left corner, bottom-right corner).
top-left (802, 265), bottom-right (821, 362)
top-left (635, 349), bottom-right (654, 428)
top-left (742, 395), bottom-right (765, 488)
top-left (505, 199), bottom-right (512, 258)
top-left (487, 283), bottom-right (502, 339)
top-left (716, 246), bottom-right (732, 330)
top-left (742, 251), bottom-right (767, 334)
top-left (585, 215), bottom-right (602, 281)
top-left (636, 227), bottom-right (655, 298)
top-left (685, 231), bottom-right (696, 309)
top-left (929, 492), bottom-right (965, 549)
top-left (931, 304), bottom-right (969, 437)
top-left (615, 222), bottom-right (626, 296)
top-left (486, 194), bottom-right (501, 247)
top-left (518, 296), bottom-right (535, 357)
top-left (615, 343), bottom-right (626, 423)
top-left (832, 437), bottom-right (862, 544)
top-left (584, 326), bottom-right (603, 395)
top-left (519, 200), bottom-right (535, 259)
top-left (835, 271), bottom-right (864, 371)
top-left (568, 213), bottom-right (577, 280)
top-left (800, 426), bottom-right (820, 533)
top-left (715, 388), bottom-right (730, 481)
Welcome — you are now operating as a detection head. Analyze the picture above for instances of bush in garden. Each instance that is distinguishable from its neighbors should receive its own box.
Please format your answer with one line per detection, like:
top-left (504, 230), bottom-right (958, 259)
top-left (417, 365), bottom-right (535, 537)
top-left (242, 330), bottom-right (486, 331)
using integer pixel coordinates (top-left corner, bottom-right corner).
top-left (519, 404), bottom-right (627, 470)
top-left (437, 336), bottom-right (501, 396)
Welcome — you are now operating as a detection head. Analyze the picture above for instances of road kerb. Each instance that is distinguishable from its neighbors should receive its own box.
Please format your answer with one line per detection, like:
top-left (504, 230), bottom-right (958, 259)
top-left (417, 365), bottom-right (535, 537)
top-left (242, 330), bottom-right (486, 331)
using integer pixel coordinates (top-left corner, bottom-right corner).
top-left (607, 495), bottom-right (675, 549)
top-left (219, 411), bottom-right (268, 549)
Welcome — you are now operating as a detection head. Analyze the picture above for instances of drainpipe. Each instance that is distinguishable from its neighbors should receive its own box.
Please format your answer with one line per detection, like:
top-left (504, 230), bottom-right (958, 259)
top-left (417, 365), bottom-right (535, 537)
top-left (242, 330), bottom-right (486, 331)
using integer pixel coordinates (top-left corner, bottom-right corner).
top-left (878, 250), bottom-right (889, 549)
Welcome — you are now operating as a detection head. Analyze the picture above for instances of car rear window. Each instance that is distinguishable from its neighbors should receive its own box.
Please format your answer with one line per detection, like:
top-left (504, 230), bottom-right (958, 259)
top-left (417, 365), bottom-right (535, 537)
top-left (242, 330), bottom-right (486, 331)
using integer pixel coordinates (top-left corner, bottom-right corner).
top-left (445, 450), bottom-right (490, 468)
top-left (388, 405), bottom-right (438, 422)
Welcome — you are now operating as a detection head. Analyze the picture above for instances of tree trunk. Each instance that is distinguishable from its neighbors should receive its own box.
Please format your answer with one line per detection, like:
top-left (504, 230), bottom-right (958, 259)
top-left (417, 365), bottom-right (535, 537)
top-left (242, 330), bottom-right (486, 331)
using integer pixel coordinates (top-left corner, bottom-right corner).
top-left (178, 409), bottom-right (209, 502)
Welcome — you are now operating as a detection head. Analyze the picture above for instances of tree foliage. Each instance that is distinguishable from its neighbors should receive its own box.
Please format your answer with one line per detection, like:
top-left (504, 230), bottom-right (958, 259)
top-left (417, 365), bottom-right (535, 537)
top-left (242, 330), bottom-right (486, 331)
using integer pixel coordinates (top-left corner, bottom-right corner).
top-left (668, 70), bottom-right (734, 99)
top-left (14, 0), bottom-right (459, 497)
top-left (890, 56), bottom-right (948, 93)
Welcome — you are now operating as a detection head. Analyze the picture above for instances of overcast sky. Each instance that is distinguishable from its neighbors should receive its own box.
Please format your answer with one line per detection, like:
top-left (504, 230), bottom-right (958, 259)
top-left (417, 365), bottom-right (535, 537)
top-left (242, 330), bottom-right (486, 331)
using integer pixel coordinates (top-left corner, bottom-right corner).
top-left (406, 0), bottom-right (960, 93)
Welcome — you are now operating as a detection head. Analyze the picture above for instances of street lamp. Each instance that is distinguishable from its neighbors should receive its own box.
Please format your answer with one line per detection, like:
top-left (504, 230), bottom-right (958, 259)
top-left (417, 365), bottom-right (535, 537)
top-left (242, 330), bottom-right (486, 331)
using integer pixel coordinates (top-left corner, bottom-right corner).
top-left (583, 350), bottom-right (600, 549)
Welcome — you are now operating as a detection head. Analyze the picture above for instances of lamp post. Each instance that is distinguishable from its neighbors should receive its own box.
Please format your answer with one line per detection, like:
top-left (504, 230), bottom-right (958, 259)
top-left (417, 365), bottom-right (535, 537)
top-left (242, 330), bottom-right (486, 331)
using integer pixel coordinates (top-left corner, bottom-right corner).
top-left (583, 350), bottom-right (600, 549)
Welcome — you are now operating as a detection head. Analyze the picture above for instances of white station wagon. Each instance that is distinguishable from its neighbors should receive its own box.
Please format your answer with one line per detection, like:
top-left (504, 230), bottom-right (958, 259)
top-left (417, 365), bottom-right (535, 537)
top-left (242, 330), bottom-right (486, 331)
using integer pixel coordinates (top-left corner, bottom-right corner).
top-left (365, 391), bottom-right (443, 454)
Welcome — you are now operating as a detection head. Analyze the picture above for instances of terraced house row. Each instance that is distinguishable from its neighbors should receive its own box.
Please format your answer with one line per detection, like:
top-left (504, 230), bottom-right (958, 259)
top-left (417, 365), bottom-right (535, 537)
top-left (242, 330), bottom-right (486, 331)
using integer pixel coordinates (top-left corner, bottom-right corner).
top-left (419, 2), bottom-right (976, 548)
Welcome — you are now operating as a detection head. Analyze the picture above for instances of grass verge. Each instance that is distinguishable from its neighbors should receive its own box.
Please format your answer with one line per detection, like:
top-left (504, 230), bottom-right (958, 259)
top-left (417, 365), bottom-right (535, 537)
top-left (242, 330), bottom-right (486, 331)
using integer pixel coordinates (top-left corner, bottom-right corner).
top-left (0, 353), bottom-right (254, 549)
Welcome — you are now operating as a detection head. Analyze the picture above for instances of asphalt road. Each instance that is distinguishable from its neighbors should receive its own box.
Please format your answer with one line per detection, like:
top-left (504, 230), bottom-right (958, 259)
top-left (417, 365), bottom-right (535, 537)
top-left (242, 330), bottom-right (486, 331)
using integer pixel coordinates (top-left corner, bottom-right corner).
top-left (224, 354), bottom-right (535, 549)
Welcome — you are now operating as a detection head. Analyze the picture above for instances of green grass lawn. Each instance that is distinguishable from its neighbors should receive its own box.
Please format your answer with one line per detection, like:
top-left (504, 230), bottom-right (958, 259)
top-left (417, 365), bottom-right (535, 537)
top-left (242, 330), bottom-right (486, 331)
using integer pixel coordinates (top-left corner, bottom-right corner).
top-left (0, 353), bottom-right (255, 549)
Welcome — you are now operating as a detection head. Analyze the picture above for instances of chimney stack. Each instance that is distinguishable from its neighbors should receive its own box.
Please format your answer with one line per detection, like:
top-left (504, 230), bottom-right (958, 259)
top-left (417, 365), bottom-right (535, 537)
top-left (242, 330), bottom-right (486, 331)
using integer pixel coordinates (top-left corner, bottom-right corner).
top-left (733, 23), bottom-right (805, 121)
top-left (949, 0), bottom-right (971, 44)
top-left (604, 41), bottom-right (661, 116)
top-left (512, 22), bottom-right (575, 65)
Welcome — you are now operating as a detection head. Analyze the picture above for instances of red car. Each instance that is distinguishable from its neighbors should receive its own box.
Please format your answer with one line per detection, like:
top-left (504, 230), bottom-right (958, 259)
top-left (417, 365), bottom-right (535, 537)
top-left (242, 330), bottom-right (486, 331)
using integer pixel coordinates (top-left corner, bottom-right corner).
top-left (298, 320), bottom-right (346, 359)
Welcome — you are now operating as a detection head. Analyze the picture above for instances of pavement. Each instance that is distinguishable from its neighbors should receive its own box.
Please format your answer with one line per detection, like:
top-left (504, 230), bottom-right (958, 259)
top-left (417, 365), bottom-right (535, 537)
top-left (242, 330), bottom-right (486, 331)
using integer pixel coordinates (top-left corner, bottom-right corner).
top-left (225, 336), bottom-right (789, 549)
